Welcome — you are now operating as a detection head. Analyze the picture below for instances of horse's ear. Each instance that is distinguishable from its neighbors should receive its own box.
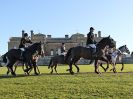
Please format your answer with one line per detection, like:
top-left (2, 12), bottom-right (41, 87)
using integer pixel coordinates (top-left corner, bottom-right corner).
top-left (125, 45), bottom-right (126, 47)
top-left (39, 41), bottom-right (41, 44)
top-left (108, 35), bottom-right (110, 38)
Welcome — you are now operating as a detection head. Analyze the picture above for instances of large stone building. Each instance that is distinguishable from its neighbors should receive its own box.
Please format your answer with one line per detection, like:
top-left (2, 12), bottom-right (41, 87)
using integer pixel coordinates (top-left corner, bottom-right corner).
top-left (8, 30), bottom-right (111, 56)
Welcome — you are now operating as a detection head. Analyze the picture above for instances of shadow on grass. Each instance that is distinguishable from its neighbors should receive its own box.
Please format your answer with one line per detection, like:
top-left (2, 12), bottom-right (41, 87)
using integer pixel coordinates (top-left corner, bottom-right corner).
top-left (0, 71), bottom-right (133, 79)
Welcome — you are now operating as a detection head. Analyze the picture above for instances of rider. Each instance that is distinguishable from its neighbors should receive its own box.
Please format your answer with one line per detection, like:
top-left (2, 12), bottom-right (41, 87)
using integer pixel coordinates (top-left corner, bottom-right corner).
top-left (19, 33), bottom-right (32, 60)
top-left (60, 43), bottom-right (66, 56)
top-left (86, 27), bottom-right (97, 58)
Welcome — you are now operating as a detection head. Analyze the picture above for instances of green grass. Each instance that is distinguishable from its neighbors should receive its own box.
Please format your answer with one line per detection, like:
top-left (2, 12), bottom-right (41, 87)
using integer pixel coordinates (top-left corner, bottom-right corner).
top-left (0, 64), bottom-right (133, 99)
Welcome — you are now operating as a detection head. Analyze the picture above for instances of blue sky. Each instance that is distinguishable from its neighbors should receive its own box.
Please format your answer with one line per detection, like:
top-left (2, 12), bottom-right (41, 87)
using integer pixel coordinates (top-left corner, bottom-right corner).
top-left (0, 0), bottom-right (133, 55)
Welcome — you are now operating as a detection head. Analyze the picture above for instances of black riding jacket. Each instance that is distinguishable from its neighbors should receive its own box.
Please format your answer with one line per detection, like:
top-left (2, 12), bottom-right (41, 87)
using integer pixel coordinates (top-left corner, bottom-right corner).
top-left (19, 37), bottom-right (32, 48)
top-left (86, 32), bottom-right (96, 45)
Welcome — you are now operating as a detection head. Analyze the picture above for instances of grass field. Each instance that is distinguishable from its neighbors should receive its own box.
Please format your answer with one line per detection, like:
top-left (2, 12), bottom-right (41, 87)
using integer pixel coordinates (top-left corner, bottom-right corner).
top-left (0, 64), bottom-right (133, 99)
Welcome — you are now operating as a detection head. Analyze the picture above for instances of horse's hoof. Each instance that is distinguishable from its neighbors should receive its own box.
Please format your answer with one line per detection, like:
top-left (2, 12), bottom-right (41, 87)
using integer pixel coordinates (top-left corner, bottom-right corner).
top-left (66, 69), bottom-right (70, 71)
top-left (95, 71), bottom-right (100, 74)
top-left (7, 72), bottom-right (9, 75)
top-left (99, 72), bottom-right (102, 74)
top-left (114, 71), bottom-right (117, 73)
top-left (12, 73), bottom-right (16, 76)
top-left (105, 68), bottom-right (109, 71)
top-left (35, 73), bottom-right (39, 75)
top-left (24, 69), bottom-right (28, 72)
top-left (26, 72), bottom-right (29, 75)
top-left (70, 71), bottom-right (74, 75)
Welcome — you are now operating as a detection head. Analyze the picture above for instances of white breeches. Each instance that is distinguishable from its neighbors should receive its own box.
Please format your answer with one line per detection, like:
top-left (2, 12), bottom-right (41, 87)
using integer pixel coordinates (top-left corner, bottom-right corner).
top-left (87, 44), bottom-right (96, 48)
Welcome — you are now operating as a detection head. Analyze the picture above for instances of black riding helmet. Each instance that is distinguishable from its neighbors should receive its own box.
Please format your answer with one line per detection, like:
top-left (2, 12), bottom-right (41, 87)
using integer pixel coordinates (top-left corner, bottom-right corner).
top-left (90, 27), bottom-right (94, 30)
top-left (24, 33), bottom-right (28, 37)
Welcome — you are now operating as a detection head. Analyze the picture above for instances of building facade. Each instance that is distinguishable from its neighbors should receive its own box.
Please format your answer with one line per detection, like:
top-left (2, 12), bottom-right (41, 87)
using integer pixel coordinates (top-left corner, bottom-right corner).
top-left (8, 30), bottom-right (114, 56)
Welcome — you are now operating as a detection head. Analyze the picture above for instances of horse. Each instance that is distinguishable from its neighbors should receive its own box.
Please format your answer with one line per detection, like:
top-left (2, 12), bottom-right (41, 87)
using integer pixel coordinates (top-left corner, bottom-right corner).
top-left (100, 45), bottom-right (130, 73)
top-left (48, 55), bottom-right (79, 74)
top-left (65, 36), bottom-right (115, 74)
top-left (2, 42), bottom-right (44, 76)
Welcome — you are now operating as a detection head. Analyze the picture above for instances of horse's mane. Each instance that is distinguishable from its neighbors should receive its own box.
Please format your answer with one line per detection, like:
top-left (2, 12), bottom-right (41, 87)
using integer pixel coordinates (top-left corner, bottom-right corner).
top-left (26, 42), bottom-right (41, 52)
top-left (28, 43), bottom-right (40, 49)
top-left (97, 37), bottom-right (108, 46)
top-left (118, 45), bottom-right (125, 50)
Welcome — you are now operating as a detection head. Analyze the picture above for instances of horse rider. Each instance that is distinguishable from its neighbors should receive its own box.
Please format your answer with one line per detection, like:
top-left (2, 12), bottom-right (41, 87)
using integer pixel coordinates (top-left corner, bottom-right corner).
top-left (60, 43), bottom-right (66, 56)
top-left (19, 33), bottom-right (32, 60)
top-left (86, 27), bottom-right (97, 58)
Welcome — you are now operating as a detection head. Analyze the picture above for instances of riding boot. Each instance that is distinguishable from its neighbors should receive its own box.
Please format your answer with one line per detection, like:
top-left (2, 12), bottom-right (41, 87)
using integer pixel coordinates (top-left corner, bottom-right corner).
top-left (20, 51), bottom-right (24, 61)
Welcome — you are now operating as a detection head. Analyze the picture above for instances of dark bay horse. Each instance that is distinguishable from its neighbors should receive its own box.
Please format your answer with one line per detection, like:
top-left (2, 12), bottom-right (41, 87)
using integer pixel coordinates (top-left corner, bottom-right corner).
top-left (2, 42), bottom-right (44, 76)
top-left (48, 55), bottom-right (79, 74)
top-left (65, 36), bottom-right (115, 74)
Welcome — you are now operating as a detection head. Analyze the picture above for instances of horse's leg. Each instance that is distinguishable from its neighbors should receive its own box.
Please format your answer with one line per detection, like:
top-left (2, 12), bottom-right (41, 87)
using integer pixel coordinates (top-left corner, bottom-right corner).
top-left (69, 59), bottom-right (74, 75)
top-left (13, 61), bottom-right (20, 73)
top-left (6, 67), bottom-right (10, 75)
top-left (97, 60), bottom-right (102, 74)
top-left (100, 57), bottom-right (109, 72)
top-left (36, 65), bottom-right (40, 74)
top-left (14, 65), bottom-right (17, 73)
top-left (32, 61), bottom-right (39, 75)
top-left (7, 61), bottom-right (18, 75)
top-left (74, 62), bottom-right (80, 73)
top-left (22, 62), bottom-right (25, 73)
top-left (54, 64), bottom-right (58, 74)
top-left (73, 58), bottom-right (80, 73)
top-left (121, 62), bottom-right (124, 71)
top-left (24, 63), bottom-right (30, 75)
top-left (24, 61), bottom-right (33, 75)
top-left (7, 62), bottom-right (16, 76)
top-left (22, 62), bottom-right (26, 74)
top-left (100, 63), bottom-right (106, 72)
top-left (112, 63), bottom-right (117, 73)
top-left (74, 63), bottom-right (79, 73)
top-left (50, 65), bottom-right (54, 74)
top-left (94, 59), bottom-right (99, 74)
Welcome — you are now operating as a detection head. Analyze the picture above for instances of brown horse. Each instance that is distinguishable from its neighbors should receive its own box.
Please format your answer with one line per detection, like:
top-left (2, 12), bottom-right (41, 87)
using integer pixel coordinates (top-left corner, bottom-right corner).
top-left (2, 42), bottom-right (44, 76)
top-left (48, 55), bottom-right (79, 74)
top-left (65, 36), bottom-right (115, 74)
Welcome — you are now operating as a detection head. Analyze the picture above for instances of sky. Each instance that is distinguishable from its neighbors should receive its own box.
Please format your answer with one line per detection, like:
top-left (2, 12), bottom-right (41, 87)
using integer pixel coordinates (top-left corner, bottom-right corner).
top-left (0, 0), bottom-right (133, 55)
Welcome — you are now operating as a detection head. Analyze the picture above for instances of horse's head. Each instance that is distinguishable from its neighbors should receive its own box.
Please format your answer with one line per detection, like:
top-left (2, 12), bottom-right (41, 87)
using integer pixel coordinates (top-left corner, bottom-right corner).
top-left (31, 42), bottom-right (45, 57)
top-left (119, 45), bottom-right (130, 54)
top-left (98, 35), bottom-right (116, 49)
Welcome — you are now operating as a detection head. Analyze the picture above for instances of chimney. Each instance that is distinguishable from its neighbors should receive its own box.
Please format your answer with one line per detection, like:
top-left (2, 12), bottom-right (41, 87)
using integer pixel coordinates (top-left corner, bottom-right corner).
top-left (65, 35), bottom-right (69, 38)
top-left (47, 35), bottom-right (51, 38)
top-left (22, 30), bottom-right (25, 37)
top-left (30, 30), bottom-right (34, 37)
top-left (94, 34), bottom-right (97, 38)
top-left (98, 31), bottom-right (101, 37)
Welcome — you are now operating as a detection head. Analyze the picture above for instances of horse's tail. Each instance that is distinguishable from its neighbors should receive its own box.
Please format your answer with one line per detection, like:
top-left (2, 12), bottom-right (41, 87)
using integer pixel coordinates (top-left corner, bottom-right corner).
top-left (48, 58), bottom-right (53, 69)
top-left (65, 47), bottom-right (73, 63)
top-left (2, 54), bottom-right (7, 63)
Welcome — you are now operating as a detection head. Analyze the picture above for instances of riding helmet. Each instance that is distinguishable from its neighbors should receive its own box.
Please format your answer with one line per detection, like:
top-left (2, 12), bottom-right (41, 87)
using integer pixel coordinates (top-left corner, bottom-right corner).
top-left (24, 33), bottom-right (28, 37)
top-left (90, 27), bottom-right (94, 30)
